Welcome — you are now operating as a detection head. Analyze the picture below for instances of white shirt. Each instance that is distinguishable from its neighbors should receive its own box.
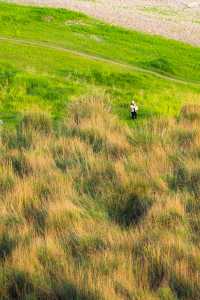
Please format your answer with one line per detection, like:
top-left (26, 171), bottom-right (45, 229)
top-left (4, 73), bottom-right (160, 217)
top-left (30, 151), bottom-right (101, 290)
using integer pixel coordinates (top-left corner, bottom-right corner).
top-left (130, 104), bottom-right (138, 112)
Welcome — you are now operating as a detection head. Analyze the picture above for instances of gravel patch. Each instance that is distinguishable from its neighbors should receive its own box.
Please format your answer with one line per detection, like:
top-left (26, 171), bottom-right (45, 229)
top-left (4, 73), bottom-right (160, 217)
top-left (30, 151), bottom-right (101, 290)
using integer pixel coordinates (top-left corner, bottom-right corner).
top-left (6, 0), bottom-right (200, 46)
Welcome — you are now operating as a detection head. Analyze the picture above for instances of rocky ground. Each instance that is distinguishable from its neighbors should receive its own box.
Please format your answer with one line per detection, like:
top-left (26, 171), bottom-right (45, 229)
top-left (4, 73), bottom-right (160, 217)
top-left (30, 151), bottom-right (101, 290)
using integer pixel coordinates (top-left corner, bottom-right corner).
top-left (6, 0), bottom-right (200, 45)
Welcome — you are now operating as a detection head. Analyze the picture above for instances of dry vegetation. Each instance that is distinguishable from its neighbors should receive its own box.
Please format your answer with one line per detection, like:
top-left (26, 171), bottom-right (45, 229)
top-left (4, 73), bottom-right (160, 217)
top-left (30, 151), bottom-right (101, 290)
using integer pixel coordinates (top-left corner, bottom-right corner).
top-left (1, 95), bottom-right (200, 299)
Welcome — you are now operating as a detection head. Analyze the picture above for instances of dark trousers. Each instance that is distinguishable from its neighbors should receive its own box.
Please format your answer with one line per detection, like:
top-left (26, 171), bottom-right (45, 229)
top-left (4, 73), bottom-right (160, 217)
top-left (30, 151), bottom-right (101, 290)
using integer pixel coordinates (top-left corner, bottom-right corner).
top-left (131, 111), bottom-right (137, 119)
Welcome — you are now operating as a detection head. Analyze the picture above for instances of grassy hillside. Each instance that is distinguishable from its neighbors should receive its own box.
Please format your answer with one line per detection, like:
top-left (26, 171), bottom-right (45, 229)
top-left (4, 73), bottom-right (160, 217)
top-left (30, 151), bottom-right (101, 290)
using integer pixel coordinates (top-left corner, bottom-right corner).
top-left (1, 97), bottom-right (200, 299)
top-left (0, 3), bottom-right (200, 299)
top-left (0, 2), bottom-right (200, 125)
top-left (1, 2), bottom-right (200, 81)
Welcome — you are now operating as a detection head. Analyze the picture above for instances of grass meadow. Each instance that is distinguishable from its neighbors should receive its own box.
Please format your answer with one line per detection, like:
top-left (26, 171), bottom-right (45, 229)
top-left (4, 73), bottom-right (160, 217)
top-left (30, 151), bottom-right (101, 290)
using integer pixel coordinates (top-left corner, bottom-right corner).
top-left (1, 97), bottom-right (200, 299)
top-left (0, 2), bottom-right (200, 125)
top-left (0, 2), bottom-right (200, 300)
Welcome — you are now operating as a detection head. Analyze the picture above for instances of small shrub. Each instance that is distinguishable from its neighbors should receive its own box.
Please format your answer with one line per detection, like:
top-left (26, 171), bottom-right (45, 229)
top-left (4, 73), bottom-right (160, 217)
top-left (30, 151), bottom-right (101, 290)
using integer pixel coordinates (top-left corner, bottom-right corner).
top-left (112, 193), bottom-right (153, 227)
top-left (65, 233), bottom-right (106, 262)
top-left (189, 169), bottom-right (200, 198)
top-left (170, 275), bottom-right (200, 300)
top-left (0, 233), bottom-right (15, 260)
top-left (37, 246), bottom-right (62, 274)
top-left (185, 197), bottom-right (200, 214)
top-left (19, 112), bottom-right (52, 136)
top-left (142, 58), bottom-right (174, 75)
top-left (97, 260), bottom-right (118, 276)
top-left (34, 180), bottom-right (51, 201)
top-left (156, 211), bottom-right (184, 229)
top-left (79, 129), bottom-right (104, 153)
top-left (53, 140), bottom-right (89, 173)
top-left (173, 129), bottom-right (196, 149)
top-left (0, 67), bottom-right (17, 86)
top-left (157, 287), bottom-right (177, 300)
top-left (170, 162), bottom-right (200, 197)
top-left (5, 269), bottom-right (34, 299)
top-left (0, 214), bottom-right (22, 228)
top-left (83, 165), bottom-right (116, 198)
top-left (37, 247), bottom-right (101, 300)
top-left (169, 155), bottom-right (189, 191)
top-left (148, 260), bottom-right (166, 290)
top-left (180, 105), bottom-right (200, 122)
top-left (53, 281), bottom-right (101, 300)
top-left (1, 128), bottom-right (18, 149)
top-left (0, 172), bottom-right (15, 195)
top-left (23, 199), bottom-right (47, 234)
top-left (114, 282), bottom-right (133, 300)
top-left (8, 152), bottom-right (32, 177)
top-left (1, 127), bottom-right (33, 150)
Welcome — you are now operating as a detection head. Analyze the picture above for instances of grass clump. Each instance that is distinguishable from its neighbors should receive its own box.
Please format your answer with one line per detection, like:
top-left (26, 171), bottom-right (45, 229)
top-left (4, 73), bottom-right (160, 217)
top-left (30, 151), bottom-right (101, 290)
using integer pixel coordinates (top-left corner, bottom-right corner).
top-left (0, 233), bottom-right (15, 261)
top-left (19, 111), bottom-right (52, 136)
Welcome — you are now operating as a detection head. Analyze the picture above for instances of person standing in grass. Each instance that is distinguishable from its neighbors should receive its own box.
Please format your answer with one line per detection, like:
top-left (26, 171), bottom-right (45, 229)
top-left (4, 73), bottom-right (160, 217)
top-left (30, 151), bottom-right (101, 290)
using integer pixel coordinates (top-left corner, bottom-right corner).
top-left (130, 100), bottom-right (138, 120)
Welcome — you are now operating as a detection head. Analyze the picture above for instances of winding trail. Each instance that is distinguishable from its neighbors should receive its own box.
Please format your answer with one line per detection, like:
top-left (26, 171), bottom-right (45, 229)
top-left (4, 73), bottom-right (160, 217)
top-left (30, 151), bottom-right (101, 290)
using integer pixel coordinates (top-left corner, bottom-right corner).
top-left (0, 35), bottom-right (199, 87)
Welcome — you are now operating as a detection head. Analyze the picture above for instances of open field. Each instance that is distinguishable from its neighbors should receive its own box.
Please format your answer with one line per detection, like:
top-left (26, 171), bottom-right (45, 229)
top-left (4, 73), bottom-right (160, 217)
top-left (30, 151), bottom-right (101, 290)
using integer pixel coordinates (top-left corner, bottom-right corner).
top-left (0, 2), bottom-right (200, 125)
top-left (6, 0), bottom-right (200, 46)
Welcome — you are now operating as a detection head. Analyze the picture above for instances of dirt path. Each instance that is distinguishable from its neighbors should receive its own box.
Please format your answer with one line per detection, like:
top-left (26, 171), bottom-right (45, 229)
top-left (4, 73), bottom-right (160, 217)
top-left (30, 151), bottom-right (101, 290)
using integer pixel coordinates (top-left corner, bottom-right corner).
top-left (0, 35), bottom-right (199, 86)
top-left (6, 0), bottom-right (200, 46)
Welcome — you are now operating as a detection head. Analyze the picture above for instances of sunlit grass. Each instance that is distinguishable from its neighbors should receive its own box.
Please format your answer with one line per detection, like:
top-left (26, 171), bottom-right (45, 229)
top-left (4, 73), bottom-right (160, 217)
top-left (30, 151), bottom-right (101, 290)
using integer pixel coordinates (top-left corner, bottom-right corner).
top-left (0, 2), bottom-right (200, 125)
top-left (0, 96), bottom-right (200, 299)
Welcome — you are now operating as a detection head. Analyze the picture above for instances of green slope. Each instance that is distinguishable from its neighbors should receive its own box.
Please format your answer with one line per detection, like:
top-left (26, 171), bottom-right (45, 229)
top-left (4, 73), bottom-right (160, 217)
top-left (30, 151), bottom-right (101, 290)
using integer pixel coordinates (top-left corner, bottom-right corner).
top-left (0, 2), bottom-right (199, 124)
top-left (0, 2), bottom-right (200, 81)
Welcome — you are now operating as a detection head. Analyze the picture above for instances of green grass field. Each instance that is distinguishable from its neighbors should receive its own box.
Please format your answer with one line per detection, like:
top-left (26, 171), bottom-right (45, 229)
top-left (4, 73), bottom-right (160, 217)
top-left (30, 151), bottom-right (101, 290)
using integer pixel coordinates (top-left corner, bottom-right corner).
top-left (0, 2), bottom-right (200, 125)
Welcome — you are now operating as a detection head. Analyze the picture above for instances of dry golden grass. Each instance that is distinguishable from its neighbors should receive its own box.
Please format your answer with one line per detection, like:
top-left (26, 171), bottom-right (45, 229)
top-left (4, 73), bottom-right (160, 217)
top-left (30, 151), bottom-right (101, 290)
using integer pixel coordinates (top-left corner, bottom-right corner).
top-left (0, 95), bottom-right (200, 299)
